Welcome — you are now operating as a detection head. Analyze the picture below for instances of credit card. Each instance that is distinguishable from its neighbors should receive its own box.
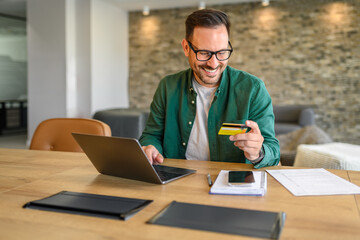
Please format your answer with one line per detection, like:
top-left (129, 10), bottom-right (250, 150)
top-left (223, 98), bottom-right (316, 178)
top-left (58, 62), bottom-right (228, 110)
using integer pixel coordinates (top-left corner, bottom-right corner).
top-left (218, 123), bottom-right (251, 135)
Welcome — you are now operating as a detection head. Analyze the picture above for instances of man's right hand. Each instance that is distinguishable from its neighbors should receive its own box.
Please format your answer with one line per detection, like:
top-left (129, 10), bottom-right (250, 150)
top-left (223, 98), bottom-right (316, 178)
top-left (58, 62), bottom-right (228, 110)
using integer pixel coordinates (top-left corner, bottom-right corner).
top-left (141, 145), bottom-right (164, 164)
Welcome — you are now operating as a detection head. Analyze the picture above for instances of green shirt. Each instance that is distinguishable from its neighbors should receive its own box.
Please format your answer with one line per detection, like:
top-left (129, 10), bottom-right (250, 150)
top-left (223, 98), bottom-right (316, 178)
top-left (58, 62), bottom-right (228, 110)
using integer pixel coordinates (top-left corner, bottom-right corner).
top-left (139, 66), bottom-right (280, 168)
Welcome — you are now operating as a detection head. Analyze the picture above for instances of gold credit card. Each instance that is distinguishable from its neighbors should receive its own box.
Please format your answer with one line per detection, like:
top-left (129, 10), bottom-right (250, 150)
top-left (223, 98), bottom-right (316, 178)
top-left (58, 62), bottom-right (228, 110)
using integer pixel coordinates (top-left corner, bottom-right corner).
top-left (218, 123), bottom-right (250, 135)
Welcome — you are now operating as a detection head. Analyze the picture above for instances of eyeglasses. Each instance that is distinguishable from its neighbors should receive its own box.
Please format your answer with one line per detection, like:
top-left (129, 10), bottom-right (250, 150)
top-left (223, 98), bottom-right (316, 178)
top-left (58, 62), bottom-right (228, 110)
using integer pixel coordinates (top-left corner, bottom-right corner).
top-left (187, 40), bottom-right (233, 61)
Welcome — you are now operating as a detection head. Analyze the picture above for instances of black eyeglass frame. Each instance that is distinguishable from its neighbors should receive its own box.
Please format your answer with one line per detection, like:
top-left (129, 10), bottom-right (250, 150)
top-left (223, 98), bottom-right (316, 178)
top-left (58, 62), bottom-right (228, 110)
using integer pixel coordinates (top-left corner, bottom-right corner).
top-left (187, 40), bottom-right (233, 61)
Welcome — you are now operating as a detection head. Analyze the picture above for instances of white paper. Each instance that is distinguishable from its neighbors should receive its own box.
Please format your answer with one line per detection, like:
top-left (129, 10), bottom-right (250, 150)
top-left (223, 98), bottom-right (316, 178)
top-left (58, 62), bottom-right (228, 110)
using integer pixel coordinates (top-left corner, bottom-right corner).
top-left (209, 170), bottom-right (267, 196)
top-left (267, 168), bottom-right (360, 196)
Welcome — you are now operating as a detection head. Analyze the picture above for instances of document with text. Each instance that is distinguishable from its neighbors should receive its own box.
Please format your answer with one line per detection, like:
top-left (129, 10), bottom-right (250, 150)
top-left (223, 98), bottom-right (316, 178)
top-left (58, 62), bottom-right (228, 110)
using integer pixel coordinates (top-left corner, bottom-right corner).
top-left (267, 168), bottom-right (360, 196)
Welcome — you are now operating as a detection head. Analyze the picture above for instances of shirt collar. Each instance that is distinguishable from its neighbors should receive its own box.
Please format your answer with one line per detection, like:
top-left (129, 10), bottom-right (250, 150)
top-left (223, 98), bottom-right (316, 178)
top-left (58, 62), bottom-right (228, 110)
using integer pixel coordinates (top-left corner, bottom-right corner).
top-left (187, 66), bottom-right (229, 95)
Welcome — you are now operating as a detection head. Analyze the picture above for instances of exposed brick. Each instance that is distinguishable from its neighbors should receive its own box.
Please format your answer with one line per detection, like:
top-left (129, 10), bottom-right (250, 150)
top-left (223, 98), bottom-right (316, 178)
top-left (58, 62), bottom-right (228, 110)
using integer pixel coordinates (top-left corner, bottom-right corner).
top-left (129, 0), bottom-right (360, 144)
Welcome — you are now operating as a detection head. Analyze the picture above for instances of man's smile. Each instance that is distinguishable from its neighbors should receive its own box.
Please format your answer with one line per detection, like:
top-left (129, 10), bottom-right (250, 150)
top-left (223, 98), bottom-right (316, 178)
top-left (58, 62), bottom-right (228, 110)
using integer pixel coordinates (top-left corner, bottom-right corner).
top-left (202, 66), bottom-right (219, 75)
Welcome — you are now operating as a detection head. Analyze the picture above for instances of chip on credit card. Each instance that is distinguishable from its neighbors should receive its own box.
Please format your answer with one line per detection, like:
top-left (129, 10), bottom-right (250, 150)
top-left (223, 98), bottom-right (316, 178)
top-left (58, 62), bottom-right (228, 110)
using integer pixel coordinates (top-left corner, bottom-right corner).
top-left (218, 123), bottom-right (251, 135)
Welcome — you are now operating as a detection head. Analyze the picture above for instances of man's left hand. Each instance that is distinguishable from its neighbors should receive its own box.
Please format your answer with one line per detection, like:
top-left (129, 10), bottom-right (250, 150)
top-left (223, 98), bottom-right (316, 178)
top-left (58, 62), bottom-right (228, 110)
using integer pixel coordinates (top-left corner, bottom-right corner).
top-left (229, 120), bottom-right (264, 161)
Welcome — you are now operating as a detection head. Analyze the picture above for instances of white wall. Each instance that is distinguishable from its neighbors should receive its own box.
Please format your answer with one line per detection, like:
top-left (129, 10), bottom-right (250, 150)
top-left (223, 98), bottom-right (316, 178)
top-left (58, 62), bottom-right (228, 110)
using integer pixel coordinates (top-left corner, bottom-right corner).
top-left (27, 0), bottom-right (129, 143)
top-left (74, 0), bottom-right (92, 118)
top-left (66, 0), bottom-right (78, 118)
top-left (91, 0), bottom-right (129, 113)
top-left (27, 0), bottom-right (68, 140)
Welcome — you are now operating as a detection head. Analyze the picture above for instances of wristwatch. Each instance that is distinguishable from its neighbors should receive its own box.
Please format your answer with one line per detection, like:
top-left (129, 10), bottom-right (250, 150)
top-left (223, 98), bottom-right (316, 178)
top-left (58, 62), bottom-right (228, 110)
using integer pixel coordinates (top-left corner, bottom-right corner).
top-left (249, 147), bottom-right (264, 164)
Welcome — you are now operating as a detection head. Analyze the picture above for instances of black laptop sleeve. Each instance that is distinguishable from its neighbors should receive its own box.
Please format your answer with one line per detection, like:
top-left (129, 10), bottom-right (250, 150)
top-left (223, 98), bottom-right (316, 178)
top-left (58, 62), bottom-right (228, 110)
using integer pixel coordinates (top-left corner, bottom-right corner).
top-left (147, 201), bottom-right (286, 239)
top-left (23, 191), bottom-right (153, 220)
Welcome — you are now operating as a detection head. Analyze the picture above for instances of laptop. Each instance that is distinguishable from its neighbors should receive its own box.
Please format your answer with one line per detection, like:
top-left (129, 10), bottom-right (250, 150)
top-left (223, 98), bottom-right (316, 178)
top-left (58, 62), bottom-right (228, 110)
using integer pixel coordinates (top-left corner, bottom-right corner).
top-left (72, 133), bottom-right (196, 184)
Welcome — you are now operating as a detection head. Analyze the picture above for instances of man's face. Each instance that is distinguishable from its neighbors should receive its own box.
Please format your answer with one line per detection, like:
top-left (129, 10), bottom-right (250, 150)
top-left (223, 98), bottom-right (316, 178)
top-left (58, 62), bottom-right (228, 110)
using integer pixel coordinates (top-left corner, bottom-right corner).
top-left (182, 25), bottom-right (230, 88)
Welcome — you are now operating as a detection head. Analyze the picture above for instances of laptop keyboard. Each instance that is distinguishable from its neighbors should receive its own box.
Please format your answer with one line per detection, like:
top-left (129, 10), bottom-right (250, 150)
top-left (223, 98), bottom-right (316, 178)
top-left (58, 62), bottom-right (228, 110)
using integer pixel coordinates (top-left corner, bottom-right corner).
top-left (153, 165), bottom-right (185, 181)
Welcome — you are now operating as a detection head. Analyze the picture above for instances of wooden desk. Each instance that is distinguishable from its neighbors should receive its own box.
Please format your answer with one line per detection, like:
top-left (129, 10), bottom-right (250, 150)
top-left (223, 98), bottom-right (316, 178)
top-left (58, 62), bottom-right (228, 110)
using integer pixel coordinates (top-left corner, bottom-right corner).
top-left (0, 148), bottom-right (359, 239)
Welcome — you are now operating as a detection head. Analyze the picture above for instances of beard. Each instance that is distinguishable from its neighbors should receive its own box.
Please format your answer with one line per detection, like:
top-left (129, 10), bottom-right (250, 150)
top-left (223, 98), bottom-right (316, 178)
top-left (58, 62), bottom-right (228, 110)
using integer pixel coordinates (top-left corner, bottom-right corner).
top-left (193, 63), bottom-right (225, 87)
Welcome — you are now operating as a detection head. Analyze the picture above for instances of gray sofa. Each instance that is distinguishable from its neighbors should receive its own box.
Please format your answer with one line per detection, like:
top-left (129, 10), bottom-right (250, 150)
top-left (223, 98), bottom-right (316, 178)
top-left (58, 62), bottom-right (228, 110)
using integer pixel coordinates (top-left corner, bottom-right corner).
top-left (93, 108), bottom-right (149, 139)
top-left (277, 125), bottom-right (332, 166)
top-left (94, 105), bottom-right (315, 139)
top-left (273, 105), bottom-right (315, 135)
top-left (94, 105), bottom-right (318, 167)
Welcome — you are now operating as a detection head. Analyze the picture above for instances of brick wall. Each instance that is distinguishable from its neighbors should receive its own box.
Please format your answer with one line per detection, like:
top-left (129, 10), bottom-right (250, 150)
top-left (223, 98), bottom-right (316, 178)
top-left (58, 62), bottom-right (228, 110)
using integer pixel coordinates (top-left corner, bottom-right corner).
top-left (129, 0), bottom-right (360, 144)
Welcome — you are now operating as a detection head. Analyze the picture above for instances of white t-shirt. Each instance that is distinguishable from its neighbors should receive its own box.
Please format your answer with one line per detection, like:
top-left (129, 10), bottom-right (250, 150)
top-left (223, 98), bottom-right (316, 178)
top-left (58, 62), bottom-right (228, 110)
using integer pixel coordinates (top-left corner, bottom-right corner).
top-left (185, 78), bottom-right (217, 161)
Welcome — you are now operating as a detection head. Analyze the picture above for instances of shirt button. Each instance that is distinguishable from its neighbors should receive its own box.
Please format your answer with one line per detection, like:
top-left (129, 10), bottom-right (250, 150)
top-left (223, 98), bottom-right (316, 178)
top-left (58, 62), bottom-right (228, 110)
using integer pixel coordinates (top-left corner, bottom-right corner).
top-left (182, 142), bottom-right (186, 146)
top-left (189, 121), bottom-right (192, 125)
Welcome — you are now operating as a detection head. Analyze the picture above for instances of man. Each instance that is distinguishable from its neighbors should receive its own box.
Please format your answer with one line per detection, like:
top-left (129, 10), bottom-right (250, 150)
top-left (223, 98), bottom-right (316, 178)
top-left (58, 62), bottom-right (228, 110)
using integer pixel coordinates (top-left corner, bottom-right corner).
top-left (140, 9), bottom-right (280, 168)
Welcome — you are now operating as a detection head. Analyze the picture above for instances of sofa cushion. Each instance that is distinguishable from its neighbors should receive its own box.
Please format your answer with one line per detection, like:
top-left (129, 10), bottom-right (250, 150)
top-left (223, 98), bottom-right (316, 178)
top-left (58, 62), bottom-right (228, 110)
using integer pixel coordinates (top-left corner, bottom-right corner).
top-left (274, 123), bottom-right (301, 136)
top-left (273, 105), bottom-right (315, 135)
top-left (277, 125), bottom-right (332, 166)
top-left (93, 108), bottom-right (149, 139)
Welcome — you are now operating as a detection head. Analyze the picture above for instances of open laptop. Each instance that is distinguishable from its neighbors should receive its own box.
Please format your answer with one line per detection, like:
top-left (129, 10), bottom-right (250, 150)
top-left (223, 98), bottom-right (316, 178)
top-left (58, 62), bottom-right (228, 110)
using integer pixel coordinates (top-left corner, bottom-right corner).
top-left (72, 133), bottom-right (196, 184)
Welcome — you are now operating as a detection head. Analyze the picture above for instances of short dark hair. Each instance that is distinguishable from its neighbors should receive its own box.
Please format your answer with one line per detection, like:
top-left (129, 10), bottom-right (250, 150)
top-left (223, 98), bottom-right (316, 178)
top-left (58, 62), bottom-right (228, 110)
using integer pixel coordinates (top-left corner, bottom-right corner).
top-left (185, 9), bottom-right (230, 41)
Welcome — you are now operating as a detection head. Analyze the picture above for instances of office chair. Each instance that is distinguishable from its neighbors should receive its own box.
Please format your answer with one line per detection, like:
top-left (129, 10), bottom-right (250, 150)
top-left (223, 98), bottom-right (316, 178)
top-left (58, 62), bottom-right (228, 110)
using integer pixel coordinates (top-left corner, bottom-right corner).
top-left (29, 118), bottom-right (111, 152)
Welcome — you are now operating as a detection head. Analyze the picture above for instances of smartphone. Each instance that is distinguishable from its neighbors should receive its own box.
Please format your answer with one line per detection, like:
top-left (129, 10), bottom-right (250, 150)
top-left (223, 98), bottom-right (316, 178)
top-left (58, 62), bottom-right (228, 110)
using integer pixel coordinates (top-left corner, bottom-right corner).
top-left (228, 171), bottom-right (255, 186)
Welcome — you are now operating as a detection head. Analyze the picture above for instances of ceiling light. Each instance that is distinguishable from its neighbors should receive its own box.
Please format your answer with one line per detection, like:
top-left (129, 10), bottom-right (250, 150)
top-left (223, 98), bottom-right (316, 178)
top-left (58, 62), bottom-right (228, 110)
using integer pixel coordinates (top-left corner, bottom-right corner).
top-left (262, 0), bottom-right (270, 6)
top-left (143, 6), bottom-right (150, 16)
top-left (198, 1), bottom-right (206, 10)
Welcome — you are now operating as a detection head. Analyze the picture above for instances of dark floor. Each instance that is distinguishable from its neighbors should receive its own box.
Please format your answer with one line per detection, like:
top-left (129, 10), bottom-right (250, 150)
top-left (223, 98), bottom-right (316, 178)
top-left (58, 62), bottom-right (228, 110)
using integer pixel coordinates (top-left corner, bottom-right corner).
top-left (0, 133), bottom-right (27, 149)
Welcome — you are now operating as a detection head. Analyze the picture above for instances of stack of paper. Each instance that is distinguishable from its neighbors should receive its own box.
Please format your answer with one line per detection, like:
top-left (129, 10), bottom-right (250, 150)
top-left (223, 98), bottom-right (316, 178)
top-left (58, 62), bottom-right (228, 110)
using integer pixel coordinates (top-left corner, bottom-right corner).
top-left (209, 170), bottom-right (267, 196)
